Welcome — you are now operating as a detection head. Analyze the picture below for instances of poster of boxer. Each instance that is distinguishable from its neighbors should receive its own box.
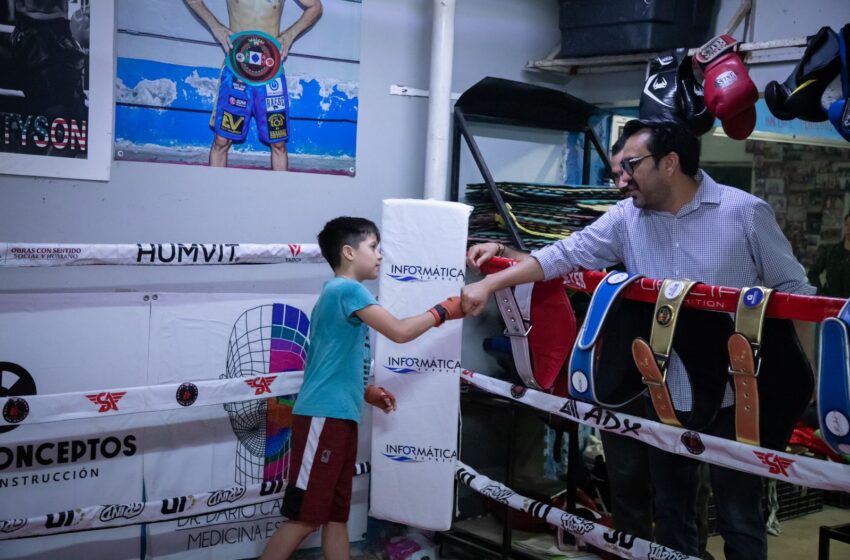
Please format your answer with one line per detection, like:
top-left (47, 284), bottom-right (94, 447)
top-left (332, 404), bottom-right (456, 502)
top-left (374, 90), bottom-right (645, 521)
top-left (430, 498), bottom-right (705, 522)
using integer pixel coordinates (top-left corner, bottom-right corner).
top-left (0, 0), bottom-right (114, 181)
top-left (114, 0), bottom-right (360, 176)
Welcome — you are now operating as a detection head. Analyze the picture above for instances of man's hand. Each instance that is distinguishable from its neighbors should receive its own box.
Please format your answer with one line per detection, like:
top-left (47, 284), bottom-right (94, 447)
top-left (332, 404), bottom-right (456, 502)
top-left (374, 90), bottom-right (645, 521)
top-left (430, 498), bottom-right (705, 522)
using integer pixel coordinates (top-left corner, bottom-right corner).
top-left (467, 242), bottom-right (501, 271)
top-left (277, 30), bottom-right (296, 59)
top-left (212, 23), bottom-right (233, 53)
top-left (461, 280), bottom-right (493, 317)
top-left (365, 385), bottom-right (396, 413)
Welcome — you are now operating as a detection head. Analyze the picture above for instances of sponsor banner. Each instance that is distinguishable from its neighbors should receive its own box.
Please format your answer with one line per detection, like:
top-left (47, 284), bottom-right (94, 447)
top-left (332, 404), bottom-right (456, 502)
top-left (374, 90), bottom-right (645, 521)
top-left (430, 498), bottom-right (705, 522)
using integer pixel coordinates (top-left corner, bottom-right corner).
top-left (456, 462), bottom-right (697, 560)
top-left (0, 463), bottom-right (370, 540)
top-left (371, 199), bottom-right (471, 531)
top-left (1, 372), bottom-right (303, 428)
top-left (0, 479), bottom-right (285, 540)
top-left (462, 370), bottom-right (850, 493)
top-left (0, 293), bottom-right (148, 559)
top-left (144, 294), bottom-right (369, 558)
top-left (0, 242), bottom-right (324, 267)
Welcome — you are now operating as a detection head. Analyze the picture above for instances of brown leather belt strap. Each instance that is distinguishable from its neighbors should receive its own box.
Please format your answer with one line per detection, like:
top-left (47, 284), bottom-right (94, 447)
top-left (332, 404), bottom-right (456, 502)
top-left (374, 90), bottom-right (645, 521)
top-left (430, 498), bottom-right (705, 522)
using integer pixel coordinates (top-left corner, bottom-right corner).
top-left (729, 286), bottom-right (773, 446)
top-left (632, 279), bottom-right (697, 427)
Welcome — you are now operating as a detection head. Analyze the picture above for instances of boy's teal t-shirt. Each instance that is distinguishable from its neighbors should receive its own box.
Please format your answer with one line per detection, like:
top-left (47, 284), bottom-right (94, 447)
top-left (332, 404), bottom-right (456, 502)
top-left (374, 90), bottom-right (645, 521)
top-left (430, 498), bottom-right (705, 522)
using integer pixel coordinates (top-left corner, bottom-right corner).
top-left (293, 277), bottom-right (377, 422)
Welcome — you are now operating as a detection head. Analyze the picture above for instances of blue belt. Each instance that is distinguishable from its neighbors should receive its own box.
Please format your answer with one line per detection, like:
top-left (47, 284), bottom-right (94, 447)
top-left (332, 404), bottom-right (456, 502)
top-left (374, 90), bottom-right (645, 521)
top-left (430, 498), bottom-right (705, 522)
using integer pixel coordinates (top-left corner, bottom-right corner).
top-left (819, 299), bottom-right (850, 456)
top-left (568, 271), bottom-right (643, 405)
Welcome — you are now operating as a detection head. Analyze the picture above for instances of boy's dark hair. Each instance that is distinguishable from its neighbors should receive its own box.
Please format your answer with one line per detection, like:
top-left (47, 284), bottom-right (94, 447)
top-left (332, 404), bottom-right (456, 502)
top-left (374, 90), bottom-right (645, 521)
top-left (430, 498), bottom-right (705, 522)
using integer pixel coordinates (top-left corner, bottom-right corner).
top-left (317, 216), bottom-right (380, 270)
top-left (622, 118), bottom-right (700, 177)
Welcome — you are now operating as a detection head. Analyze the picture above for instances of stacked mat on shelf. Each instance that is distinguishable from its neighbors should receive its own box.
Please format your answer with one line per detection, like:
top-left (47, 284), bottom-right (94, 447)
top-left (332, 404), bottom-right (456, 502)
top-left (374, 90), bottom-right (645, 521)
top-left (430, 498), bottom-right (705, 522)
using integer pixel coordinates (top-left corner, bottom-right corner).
top-left (465, 182), bottom-right (621, 250)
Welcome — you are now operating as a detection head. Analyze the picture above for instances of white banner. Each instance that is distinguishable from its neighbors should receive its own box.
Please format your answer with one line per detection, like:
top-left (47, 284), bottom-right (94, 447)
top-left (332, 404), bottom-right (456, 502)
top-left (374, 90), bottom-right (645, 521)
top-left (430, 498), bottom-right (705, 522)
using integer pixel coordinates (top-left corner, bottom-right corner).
top-left (455, 462), bottom-right (697, 560)
top-left (462, 370), bottom-right (850, 493)
top-left (0, 292), bottom-right (373, 559)
top-left (0, 243), bottom-right (324, 267)
top-left (1, 373), bottom-right (303, 427)
top-left (370, 199), bottom-right (471, 531)
top-left (0, 293), bottom-right (150, 560)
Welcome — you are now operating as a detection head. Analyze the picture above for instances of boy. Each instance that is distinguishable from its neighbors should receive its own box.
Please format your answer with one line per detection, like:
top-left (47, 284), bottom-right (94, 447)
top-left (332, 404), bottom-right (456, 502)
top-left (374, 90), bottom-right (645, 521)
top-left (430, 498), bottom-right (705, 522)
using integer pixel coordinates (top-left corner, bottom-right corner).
top-left (261, 216), bottom-right (463, 560)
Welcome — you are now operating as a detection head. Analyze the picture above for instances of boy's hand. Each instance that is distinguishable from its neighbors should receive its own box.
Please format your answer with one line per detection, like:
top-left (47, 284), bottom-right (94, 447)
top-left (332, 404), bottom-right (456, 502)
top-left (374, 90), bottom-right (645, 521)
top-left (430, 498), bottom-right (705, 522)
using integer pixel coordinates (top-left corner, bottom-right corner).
top-left (428, 296), bottom-right (465, 326)
top-left (365, 385), bottom-right (396, 413)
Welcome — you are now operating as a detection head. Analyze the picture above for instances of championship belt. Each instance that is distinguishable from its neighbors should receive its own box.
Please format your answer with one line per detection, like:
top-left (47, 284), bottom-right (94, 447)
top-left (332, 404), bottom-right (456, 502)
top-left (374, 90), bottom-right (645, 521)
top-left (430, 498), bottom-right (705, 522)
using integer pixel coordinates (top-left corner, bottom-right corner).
top-left (727, 287), bottom-right (814, 450)
top-left (568, 271), bottom-right (646, 405)
top-left (226, 30), bottom-right (284, 85)
top-left (727, 287), bottom-right (773, 446)
top-left (818, 298), bottom-right (850, 456)
top-left (632, 279), bottom-right (697, 427)
top-left (495, 279), bottom-right (576, 392)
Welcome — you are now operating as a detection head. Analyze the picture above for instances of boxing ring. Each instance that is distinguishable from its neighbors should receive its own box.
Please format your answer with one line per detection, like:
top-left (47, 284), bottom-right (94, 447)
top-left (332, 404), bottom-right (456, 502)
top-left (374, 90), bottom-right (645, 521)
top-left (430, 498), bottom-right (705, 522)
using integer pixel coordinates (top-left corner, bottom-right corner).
top-left (1, 241), bottom-right (849, 560)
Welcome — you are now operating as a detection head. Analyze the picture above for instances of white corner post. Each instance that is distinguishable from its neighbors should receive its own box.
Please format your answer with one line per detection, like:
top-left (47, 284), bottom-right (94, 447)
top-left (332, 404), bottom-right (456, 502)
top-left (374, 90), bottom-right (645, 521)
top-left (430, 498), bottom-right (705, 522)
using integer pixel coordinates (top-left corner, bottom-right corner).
top-left (423, 0), bottom-right (456, 201)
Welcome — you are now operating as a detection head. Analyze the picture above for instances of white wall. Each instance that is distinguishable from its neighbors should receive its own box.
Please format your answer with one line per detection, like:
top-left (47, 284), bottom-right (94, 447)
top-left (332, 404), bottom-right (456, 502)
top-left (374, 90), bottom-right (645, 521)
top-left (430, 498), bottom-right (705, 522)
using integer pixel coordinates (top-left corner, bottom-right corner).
top-left (0, 0), bottom-right (561, 294)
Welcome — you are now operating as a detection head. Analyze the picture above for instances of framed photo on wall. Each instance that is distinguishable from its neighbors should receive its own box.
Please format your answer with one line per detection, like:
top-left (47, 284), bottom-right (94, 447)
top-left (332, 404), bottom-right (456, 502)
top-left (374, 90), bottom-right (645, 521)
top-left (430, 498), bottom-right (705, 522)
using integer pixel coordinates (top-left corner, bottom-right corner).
top-left (0, 0), bottom-right (115, 181)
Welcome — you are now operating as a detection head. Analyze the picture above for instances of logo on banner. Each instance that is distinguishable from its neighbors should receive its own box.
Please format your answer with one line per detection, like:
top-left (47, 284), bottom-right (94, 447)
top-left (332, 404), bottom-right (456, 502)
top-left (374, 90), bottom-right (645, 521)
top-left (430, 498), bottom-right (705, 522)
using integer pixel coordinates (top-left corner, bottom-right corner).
top-left (382, 443), bottom-right (457, 463)
top-left (232, 80), bottom-right (247, 92)
top-left (681, 431), bottom-right (705, 455)
top-left (384, 356), bottom-right (461, 375)
top-left (510, 385), bottom-right (527, 399)
top-left (86, 391), bottom-right (127, 414)
top-left (288, 244), bottom-right (301, 257)
top-left (386, 264), bottom-right (465, 283)
top-left (648, 543), bottom-right (688, 560)
top-left (206, 486), bottom-right (247, 507)
top-left (266, 77), bottom-right (283, 95)
top-left (136, 243), bottom-right (240, 264)
top-left (176, 383), bottom-right (199, 407)
top-left (99, 503), bottom-right (144, 522)
top-left (85, 391), bottom-right (127, 413)
top-left (161, 495), bottom-right (196, 515)
top-left (480, 484), bottom-right (514, 504)
top-left (753, 452), bottom-right (795, 477)
top-left (45, 510), bottom-right (82, 530)
top-left (244, 376), bottom-right (276, 395)
top-left (0, 518), bottom-right (26, 534)
top-left (559, 513), bottom-right (593, 535)
top-left (3, 397), bottom-right (29, 425)
top-left (0, 362), bottom-right (37, 434)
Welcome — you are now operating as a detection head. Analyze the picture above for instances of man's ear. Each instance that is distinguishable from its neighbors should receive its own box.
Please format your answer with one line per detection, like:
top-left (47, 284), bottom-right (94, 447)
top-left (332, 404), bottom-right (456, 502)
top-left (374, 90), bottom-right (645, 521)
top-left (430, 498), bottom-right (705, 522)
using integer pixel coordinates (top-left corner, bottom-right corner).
top-left (341, 244), bottom-right (355, 262)
top-left (664, 152), bottom-right (680, 176)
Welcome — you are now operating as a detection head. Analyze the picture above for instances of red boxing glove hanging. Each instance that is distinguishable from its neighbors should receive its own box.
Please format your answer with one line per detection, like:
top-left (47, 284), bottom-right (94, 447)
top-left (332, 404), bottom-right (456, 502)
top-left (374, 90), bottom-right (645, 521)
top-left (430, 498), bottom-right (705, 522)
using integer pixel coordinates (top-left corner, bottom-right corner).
top-left (694, 35), bottom-right (758, 140)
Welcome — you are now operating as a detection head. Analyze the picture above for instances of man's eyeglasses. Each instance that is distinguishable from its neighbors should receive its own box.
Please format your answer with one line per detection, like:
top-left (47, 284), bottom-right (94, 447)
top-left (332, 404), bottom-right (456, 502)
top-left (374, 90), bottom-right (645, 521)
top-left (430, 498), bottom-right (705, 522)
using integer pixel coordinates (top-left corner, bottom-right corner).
top-left (621, 153), bottom-right (656, 176)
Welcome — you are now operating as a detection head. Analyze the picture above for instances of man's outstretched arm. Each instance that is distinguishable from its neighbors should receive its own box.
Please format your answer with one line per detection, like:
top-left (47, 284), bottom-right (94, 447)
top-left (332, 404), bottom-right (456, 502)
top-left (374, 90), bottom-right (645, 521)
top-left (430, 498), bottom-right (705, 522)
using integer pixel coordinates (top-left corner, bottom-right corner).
top-left (278, 0), bottom-right (323, 58)
top-left (185, 0), bottom-right (233, 52)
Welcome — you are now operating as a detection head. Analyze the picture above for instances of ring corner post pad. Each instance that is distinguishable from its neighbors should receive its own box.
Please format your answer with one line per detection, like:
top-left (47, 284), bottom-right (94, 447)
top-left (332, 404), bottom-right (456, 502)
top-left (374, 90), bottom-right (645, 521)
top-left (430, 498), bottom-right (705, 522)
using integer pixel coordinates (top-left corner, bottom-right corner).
top-left (369, 199), bottom-right (470, 531)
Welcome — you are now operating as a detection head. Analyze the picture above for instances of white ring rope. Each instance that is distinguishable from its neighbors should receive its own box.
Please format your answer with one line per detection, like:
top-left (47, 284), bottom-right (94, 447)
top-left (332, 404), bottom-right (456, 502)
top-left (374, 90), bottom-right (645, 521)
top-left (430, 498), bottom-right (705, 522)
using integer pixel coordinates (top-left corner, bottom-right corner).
top-left (455, 461), bottom-right (697, 560)
top-left (0, 462), bottom-right (373, 540)
top-left (461, 369), bottom-right (850, 493)
top-left (0, 243), bottom-right (325, 267)
top-left (1, 373), bottom-right (303, 427)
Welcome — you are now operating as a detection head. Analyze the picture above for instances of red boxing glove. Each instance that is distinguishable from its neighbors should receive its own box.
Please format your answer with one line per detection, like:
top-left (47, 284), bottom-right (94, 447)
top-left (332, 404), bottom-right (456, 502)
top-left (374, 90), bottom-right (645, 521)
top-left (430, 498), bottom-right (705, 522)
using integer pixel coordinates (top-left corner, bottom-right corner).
top-left (694, 35), bottom-right (758, 140)
top-left (428, 296), bottom-right (465, 326)
top-left (365, 385), bottom-right (396, 413)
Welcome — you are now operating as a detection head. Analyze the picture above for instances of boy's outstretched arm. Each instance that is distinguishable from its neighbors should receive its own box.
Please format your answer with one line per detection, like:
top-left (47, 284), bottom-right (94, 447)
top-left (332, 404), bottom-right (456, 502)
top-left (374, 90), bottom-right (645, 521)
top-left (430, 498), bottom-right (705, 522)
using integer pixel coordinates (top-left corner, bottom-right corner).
top-left (354, 296), bottom-right (463, 344)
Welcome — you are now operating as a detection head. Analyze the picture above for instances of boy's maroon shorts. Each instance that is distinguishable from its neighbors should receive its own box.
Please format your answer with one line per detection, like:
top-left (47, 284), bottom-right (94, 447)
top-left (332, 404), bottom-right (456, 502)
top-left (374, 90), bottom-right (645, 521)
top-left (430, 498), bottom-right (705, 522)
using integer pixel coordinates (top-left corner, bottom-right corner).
top-left (280, 415), bottom-right (358, 524)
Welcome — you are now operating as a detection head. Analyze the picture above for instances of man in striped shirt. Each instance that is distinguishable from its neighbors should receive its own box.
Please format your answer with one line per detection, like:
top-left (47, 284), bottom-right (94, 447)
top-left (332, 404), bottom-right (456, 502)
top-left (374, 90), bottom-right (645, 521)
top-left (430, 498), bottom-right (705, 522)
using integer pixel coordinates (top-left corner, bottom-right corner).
top-left (462, 119), bottom-right (814, 560)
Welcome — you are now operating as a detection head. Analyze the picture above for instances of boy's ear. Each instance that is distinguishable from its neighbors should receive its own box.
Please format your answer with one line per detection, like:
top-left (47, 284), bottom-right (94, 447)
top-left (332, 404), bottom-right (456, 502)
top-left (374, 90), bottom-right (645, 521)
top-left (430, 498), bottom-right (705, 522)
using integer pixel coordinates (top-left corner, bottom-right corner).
top-left (341, 244), bottom-right (355, 262)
